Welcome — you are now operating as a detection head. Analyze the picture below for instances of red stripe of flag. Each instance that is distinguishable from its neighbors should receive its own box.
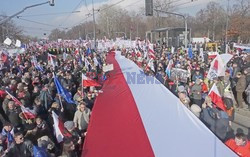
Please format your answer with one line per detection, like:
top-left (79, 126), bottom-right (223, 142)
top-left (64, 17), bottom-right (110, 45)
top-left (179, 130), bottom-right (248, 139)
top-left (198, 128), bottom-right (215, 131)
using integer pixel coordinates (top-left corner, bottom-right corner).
top-left (82, 52), bottom-right (154, 157)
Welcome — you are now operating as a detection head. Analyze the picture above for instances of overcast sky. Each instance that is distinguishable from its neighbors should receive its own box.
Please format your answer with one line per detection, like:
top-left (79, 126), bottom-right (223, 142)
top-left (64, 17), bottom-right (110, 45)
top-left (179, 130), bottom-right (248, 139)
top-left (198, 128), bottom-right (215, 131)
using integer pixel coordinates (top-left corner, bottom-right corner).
top-left (0, 0), bottom-right (229, 38)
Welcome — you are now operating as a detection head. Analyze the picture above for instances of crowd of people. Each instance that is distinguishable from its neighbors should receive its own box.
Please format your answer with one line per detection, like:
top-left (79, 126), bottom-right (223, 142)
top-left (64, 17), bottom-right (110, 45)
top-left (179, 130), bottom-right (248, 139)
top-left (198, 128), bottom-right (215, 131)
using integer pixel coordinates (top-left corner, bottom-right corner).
top-left (0, 41), bottom-right (107, 156)
top-left (0, 39), bottom-right (249, 156)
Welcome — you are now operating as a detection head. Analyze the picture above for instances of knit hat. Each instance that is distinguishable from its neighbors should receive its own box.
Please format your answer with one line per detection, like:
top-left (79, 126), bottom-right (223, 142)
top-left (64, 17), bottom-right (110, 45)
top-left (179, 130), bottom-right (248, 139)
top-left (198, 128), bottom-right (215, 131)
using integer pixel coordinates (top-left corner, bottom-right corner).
top-left (177, 86), bottom-right (185, 92)
top-left (37, 136), bottom-right (55, 150)
top-left (64, 121), bottom-right (74, 131)
top-left (190, 104), bottom-right (201, 117)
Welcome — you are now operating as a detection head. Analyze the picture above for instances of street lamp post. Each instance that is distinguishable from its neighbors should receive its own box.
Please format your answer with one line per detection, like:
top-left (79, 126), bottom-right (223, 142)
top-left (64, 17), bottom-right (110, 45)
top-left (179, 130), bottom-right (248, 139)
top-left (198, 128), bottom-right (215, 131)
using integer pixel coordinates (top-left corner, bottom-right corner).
top-left (92, 0), bottom-right (96, 50)
top-left (225, 0), bottom-right (230, 53)
top-left (154, 9), bottom-right (188, 49)
top-left (0, 0), bottom-right (55, 25)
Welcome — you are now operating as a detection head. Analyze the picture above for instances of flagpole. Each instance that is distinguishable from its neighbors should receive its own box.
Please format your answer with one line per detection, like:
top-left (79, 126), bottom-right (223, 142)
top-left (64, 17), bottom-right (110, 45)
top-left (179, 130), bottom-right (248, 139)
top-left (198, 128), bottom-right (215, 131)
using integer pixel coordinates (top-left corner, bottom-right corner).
top-left (82, 74), bottom-right (84, 98)
top-left (58, 95), bottom-right (64, 110)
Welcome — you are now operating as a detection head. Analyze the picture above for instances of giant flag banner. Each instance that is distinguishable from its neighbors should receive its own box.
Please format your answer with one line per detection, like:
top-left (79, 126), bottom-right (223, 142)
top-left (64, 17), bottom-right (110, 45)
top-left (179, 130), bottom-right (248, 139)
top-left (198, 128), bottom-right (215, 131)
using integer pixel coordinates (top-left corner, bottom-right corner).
top-left (82, 51), bottom-right (237, 157)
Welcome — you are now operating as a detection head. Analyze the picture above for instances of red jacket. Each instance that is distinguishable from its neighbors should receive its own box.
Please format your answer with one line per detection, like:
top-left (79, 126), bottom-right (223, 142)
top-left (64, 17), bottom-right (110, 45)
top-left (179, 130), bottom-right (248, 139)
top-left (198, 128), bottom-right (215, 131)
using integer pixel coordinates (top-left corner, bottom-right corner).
top-left (225, 139), bottom-right (250, 157)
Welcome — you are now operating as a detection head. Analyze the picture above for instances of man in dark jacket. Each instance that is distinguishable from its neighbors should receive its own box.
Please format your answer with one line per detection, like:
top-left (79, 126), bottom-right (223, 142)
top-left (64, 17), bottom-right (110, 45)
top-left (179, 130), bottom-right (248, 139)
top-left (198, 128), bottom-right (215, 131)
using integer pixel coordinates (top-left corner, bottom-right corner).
top-left (6, 132), bottom-right (33, 157)
top-left (236, 72), bottom-right (247, 108)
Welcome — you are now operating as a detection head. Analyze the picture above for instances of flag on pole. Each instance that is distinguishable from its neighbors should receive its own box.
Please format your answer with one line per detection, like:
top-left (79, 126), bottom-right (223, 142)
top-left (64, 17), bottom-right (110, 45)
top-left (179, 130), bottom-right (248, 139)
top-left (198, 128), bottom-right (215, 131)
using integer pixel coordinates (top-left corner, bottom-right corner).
top-left (199, 48), bottom-right (204, 62)
top-left (20, 105), bottom-right (36, 119)
top-left (82, 73), bottom-right (101, 87)
top-left (93, 57), bottom-right (99, 67)
top-left (5, 90), bottom-right (22, 106)
top-left (165, 59), bottom-right (173, 78)
top-left (48, 53), bottom-right (56, 68)
top-left (54, 75), bottom-right (75, 104)
top-left (31, 56), bottom-right (43, 72)
top-left (171, 46), bottom-right (175, 54)
top-left (147, 58), bottom-right (155, 72)
top-left (208, 84), bottom-right (226, 111)
top-left (148, 44), bottom-right (156, 59)
top-left (207, 55), bottom-right (225, 80)
top-left (188, 46), bottom-right (193, 59)
top-left (52, 111), bottom-right (71, 143)
top-left (84, 58), bottom-right (90, 71)
top-left (86, 47), bottom-right (91, 55)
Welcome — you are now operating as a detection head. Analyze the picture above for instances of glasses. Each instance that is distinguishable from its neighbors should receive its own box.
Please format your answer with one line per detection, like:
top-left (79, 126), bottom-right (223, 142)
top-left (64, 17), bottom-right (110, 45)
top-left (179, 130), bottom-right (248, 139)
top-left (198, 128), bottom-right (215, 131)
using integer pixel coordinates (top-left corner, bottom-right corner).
top-left (18, 137), bottom-right (24, 140)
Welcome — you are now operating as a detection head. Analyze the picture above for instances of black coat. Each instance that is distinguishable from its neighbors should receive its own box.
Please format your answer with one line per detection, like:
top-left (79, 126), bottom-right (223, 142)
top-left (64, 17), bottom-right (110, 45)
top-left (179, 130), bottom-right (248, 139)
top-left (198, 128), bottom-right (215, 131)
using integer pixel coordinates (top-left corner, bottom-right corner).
top-left (6, 140), bottom-right (33, 157)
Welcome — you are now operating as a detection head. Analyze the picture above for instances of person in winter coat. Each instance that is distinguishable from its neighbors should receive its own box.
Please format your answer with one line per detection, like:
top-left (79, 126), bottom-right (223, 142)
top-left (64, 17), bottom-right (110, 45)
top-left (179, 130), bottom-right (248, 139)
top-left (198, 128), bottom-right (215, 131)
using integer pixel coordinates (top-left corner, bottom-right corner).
top-left (214, 109), bottom-right (230, 142)
top-left (191, 79), bottom-right (202, 107)
top-left (236, 72), bottom-right (247, 108)
top-left (245, 84), bottom-right (250, 109)
top-left (6, 132), bottom-right (34, 157)
top-left (225, 133), bottom-right (250, 157)
top-left (59, 138), bottom-right (77, 157)
top-left (6, 101), bottom-right (21, 128)
top-left (73, 102), bottom-right (91, 132)
top-left (223, 93), bottom-right (235, 122)
top-left (200, 96), bottom-right (217, 132)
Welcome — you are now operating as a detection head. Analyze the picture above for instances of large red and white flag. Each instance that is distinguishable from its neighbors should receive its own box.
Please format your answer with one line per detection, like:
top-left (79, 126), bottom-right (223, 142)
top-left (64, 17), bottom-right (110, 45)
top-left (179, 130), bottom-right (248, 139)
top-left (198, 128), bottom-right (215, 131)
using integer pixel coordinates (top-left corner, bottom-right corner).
top-left (82, 51), bottom-right (237, 157)
top-left (207, 55), bottom-right (225, 80)
top-left (208, 84), bottom-right (226, 111)
top-left (82, 73), bottom-right (101, 87)
top-left (52, 111), bottom-right (71, 143)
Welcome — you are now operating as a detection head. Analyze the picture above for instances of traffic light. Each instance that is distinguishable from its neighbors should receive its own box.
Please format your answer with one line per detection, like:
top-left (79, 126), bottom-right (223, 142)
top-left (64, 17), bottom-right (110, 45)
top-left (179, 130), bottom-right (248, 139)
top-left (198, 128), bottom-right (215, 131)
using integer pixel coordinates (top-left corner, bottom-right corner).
top-left (145, 0), bottom-right (153, 16)
top-left (49, 0), bottom-right (55, 6)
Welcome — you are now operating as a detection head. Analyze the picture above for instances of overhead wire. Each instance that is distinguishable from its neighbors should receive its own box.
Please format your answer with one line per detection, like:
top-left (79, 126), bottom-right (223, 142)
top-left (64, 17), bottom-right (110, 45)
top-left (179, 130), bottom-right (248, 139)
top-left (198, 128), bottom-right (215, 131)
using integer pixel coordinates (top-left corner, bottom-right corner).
top-left (16, 17), bottom-right (67, 29)
top-left (17, 11), bottom-right (81, 18)
top-left (58, 0), bottom-right (84, 27)
top-left (68, 0), bottom-right (126, 29)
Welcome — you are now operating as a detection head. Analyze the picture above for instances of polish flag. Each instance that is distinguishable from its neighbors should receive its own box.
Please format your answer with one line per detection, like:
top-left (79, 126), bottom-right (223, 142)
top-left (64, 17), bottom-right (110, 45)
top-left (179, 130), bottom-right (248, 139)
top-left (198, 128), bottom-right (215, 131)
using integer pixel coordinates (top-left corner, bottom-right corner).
top-left (20, 106), bottom-right (36, 119)
top-left (208, 84), bottom-right (226, 111)
top-left (82, 51), bottom-right (236, 157)
top-left (148, 44), bottom-right (156, 59)
top-left (48, 53), bottom-right (56, 68)
top-left (52, 111), bottom-right (71, 143)
top-left (82, 73), bottom-right (101, 87)
top-left (5, 90), bottom-right (22, 106)
top-left (207, 55), bottom-right (225, 80)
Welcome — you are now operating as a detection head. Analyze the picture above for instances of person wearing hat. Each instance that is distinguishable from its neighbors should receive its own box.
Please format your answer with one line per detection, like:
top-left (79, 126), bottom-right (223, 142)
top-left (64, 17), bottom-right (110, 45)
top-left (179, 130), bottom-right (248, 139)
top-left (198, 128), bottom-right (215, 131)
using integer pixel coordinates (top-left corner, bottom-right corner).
top-left (64, 121), bottom-right (82, 156)
top-left (191, 79), bottom-right (202, 108)
top-left (236, 72), bottom-right (246, 108)
top-left (190, 104), bottom-right (201, 118)
top-left (37, 135), bottom-right (55, 156)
